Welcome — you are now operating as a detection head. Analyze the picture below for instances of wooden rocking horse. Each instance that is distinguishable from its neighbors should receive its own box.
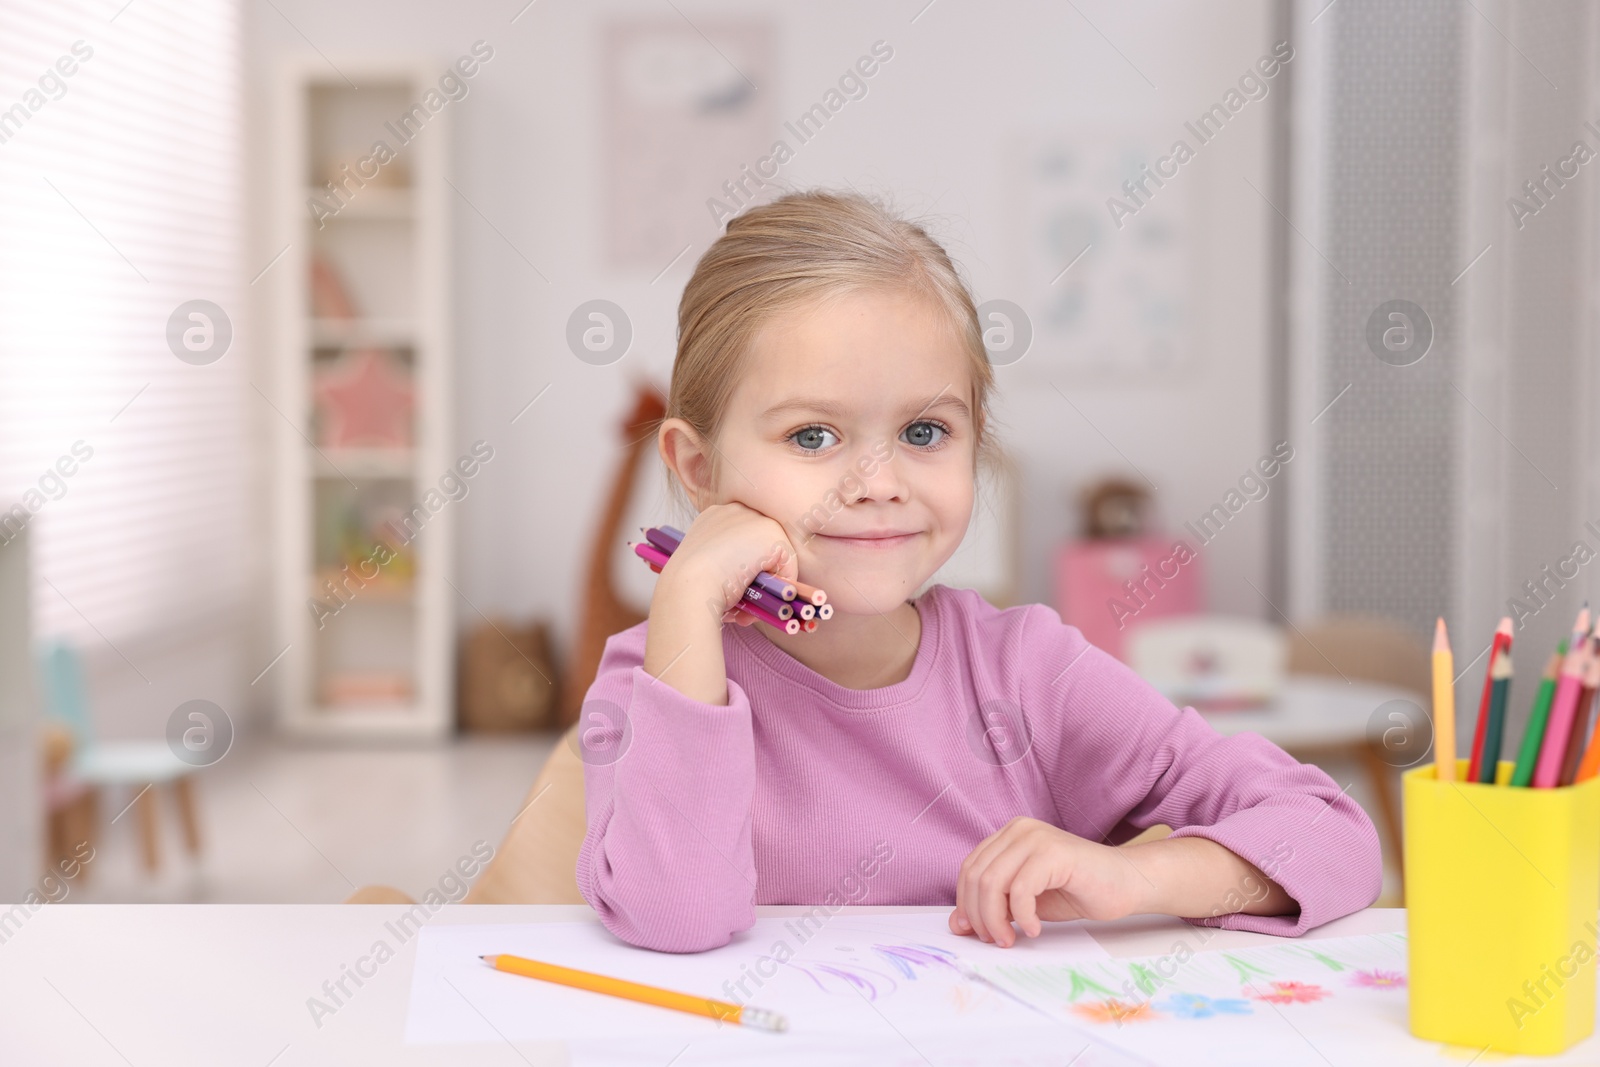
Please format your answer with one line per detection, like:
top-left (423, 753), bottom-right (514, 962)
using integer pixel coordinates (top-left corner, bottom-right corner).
top-left (557, 380), bottom-right (667, 727)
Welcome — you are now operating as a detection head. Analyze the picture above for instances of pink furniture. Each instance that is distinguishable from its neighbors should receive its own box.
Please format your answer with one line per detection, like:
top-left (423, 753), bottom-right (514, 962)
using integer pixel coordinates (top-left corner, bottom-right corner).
top-left (1054, 536), bottom-right (1205, 662)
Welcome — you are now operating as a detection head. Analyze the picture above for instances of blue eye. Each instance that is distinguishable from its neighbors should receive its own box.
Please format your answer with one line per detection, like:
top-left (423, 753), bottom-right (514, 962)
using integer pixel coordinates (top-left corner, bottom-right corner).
top-left (902, 420), bottom-right (949, 449)
top-left (790, 425), bottom-right (838, 452)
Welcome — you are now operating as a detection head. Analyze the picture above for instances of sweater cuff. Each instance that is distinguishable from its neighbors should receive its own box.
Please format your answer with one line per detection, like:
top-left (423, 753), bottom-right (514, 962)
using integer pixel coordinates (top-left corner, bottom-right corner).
top-left (1165, 794), bottom-right (1382, 937)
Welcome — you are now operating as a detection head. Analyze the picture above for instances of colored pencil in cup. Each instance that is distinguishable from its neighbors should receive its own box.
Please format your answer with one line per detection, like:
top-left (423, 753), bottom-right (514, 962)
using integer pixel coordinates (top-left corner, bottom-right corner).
top-left (1432, 618), bottom-right (1457, 781)
top-left (1511, 642), bottom-right (1564, 787)
top-left (1559, 635), bottom-right (1600, 786)
top-left (1477, 647), bottom-right (1512, 783)
top-left (646, 525), bottom-right (799, 604)
top-left (1573, 646), bottom-right (1600, 781)
top-left (1533, 607), bottom-right (1591, 788)
top-left (481, 953), bottom-right (787, 1032)
top-left (1468, 616), bottom-right (1514, 782)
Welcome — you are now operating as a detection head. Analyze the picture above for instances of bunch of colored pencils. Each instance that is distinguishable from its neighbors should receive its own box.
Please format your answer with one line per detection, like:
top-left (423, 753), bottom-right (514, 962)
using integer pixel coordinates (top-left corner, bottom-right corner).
top-left (1435, 606), bottom-right (1600, 787)
top-left (629, 525), bottom-right (831, 635)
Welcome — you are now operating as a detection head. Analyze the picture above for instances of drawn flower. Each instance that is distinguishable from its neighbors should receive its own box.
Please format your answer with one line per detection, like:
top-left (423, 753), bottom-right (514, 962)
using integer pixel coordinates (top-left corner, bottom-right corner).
top-left (1153, 993), bottom-right (1253, 1019)
top-left (1349, 969), bottom-right (1406, 990)
top-left (1071, 998), bottom-right (1160, 1024)
top-left (1248, 981), bottom-right (1329, 1004)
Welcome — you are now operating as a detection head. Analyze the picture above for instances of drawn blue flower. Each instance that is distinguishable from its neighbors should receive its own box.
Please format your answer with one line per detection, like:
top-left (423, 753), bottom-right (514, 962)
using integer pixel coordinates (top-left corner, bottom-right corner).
top-left (1152, 993), bottom-right (1253, 1019)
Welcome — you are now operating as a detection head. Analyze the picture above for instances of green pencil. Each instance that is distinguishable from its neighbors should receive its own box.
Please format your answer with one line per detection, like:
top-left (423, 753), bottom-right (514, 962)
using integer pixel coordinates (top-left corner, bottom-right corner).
top-left (1510, 642), bottom-right (1565, 787)
top-left (1478, 648), bottom-right (1512, 783)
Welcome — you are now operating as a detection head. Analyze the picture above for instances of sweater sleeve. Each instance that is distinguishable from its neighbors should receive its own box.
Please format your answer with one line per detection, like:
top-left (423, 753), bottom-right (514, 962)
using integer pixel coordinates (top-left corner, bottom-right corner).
top-left (1019, 605), bottom-right (1383, 936)
top-left (574, 630), bottom-right (759, 953)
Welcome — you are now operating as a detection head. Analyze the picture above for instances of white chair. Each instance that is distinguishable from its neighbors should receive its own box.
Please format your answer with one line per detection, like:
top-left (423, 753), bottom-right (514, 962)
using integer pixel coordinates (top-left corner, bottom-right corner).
top-left (1125, 615), bottom-right (1287, 710)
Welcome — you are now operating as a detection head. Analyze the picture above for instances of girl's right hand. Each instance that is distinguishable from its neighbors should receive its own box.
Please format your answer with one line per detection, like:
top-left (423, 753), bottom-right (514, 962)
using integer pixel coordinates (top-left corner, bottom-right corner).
top-left (659, 502), bottom-right (800, 628)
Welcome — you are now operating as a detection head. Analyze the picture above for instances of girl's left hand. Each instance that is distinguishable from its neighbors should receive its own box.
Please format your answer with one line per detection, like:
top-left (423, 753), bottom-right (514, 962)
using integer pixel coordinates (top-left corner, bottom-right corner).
top-left (948, 816), bottom-right (1147, 947)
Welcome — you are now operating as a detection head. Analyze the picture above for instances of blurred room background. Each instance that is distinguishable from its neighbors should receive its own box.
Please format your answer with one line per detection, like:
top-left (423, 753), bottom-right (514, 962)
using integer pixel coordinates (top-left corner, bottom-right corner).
top-left (1, 0), bottom-right (1591, 911)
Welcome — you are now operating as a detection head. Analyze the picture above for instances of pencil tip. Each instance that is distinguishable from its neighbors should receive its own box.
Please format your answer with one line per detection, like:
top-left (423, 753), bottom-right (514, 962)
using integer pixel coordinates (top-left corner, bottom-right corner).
top-left (1433, 617), bottom-right (1448, 650)
top-left (1491, 647), bottom-right (1512, 678)
top-left (1497, 616), bottom-right (1513, 636)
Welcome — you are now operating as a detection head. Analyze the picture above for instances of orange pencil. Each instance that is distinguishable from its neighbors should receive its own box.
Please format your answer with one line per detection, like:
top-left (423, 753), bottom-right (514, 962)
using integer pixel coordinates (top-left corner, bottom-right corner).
top-left (790, 579), bottom-right (827, 606)
top-left (480, 953), bottom-right (788, 1031)
top-left (1432, 618), bottom-right (1457, 781)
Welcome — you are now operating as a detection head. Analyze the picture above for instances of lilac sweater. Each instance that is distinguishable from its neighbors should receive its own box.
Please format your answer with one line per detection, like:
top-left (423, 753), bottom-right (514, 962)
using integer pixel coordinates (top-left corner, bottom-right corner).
top-left (576, 584), bottom-right (1382, 953)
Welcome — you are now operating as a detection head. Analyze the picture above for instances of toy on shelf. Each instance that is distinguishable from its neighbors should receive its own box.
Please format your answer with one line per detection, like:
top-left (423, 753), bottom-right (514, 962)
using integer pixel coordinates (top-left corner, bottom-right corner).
top-left (1054, 475), bottom-right (1203, 663)
top-left (308, 253), bottom-right (415, 449)
top-left (314, 495), bottom-right (415, 599)
top-left (314, 347), bottom-right (415, 449)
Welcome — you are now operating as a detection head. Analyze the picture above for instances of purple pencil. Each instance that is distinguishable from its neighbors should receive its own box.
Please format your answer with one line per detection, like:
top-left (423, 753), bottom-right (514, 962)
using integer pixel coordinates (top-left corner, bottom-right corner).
top-left (736, 595), bottom-right (801, 634)
top-left (631, 542), bottom-right (793, 622)
top-left (651, 525), bottom-right (797, 603)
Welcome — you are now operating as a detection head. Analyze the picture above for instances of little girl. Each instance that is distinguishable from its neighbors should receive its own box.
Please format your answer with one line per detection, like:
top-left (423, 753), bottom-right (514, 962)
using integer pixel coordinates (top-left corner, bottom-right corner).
top-left (576, 189), bottom-right (1382, 955)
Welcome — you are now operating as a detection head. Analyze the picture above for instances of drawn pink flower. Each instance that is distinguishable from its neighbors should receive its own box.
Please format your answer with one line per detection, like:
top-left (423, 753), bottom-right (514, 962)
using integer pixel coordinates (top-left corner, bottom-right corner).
top-left (1248, 980), bottom-right (1328, 1004)
top-left (1349, 969), bottom-right (1406, 990)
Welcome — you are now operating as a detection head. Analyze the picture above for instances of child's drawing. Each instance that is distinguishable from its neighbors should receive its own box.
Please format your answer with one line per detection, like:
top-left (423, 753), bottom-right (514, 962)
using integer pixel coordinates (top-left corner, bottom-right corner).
top-left (783, 941), bottom-right (963, 1002)
top-left (1152, 993), bottom-right (1254, 1019)
top-left (1348, 969), bottom-right (1405, 990)
top-left (970, 931), bottom-right (1412, 1032)
top-left (1245, 980), bottom-right (1329, 1004)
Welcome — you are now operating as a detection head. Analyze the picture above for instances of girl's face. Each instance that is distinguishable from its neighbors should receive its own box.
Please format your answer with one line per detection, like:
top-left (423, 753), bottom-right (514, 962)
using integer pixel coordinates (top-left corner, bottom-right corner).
top-left (706, 287), bottom-right (977, 614)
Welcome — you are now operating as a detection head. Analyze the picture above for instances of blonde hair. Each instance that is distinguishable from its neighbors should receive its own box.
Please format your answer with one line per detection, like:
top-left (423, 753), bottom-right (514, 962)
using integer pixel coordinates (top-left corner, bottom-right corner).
top-left (663, 189), bottom-right (1001, 507)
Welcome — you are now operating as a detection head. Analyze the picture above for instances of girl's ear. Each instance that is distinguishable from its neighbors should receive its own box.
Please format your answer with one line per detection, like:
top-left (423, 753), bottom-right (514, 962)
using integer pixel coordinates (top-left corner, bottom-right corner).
top-left (658, 417), bottom-right (714, 510)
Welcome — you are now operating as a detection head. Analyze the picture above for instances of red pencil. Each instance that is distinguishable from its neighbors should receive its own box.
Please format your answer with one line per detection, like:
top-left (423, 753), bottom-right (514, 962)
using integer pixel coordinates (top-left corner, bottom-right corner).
top-left (1468, 617), bottom-right (1514, 782)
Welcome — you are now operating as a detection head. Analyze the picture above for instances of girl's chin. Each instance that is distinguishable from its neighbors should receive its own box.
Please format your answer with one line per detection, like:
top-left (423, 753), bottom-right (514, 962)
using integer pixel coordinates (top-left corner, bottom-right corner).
top-left (799, 575), bottom-right (928, 608)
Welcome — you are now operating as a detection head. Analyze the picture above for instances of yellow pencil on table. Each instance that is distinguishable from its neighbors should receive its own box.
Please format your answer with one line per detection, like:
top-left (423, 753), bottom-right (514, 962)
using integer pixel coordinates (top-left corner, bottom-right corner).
top-left (480, 953), bottom-right (788, 1032)
top-left (1433, 617), bottom-right (1456, 781)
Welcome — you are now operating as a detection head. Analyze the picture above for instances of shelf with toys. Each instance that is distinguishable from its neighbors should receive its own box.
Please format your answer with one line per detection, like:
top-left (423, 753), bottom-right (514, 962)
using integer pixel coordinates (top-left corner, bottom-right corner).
top-left (271, 59), bottom-right (453, 740)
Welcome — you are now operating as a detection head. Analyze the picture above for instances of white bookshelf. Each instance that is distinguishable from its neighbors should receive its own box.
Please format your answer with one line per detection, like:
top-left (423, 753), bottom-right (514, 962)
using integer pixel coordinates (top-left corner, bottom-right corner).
top-left (270, 59), bottom-right (453, 740)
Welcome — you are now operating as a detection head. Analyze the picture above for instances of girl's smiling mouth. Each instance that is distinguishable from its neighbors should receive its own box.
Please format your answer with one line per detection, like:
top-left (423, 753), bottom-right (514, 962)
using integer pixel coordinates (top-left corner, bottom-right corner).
top-left (815, 530), bottom-right (923, 549)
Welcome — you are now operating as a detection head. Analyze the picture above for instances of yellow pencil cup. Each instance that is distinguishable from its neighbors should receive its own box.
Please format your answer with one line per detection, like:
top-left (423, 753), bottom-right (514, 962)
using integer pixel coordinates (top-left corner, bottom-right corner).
top-left (1405, 759), bottom-right (1600, 1055)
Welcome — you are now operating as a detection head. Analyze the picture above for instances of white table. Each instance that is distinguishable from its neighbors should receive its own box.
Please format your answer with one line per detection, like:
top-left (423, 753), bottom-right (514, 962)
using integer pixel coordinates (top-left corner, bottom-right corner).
top-left (0, 904), bottom-right (1403, 1065)
top-left (1196, 676), bottom-right (1425, 750)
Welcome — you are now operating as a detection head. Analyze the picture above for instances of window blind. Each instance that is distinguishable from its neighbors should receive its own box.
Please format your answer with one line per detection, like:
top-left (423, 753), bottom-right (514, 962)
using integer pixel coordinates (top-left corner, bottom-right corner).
top-left (0, 0), bottom-right (249, 654)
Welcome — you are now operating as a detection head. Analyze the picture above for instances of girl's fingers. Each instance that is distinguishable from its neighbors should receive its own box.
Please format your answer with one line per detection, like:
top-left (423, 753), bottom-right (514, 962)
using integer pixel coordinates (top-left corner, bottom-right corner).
top-left (1007, 856), bottom-right (1055, 941)
top-left (954, 823), bottom-right (1018, 940)
top-left (956, 837), bottom-right (1001, 943)
top-left (973, 841), bottom-right (1033, 948)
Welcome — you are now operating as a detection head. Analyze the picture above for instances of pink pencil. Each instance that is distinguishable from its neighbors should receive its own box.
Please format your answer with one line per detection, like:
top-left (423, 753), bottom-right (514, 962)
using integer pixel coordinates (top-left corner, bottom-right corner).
top-left (737, 595), bottom-right (801, 634)
top-left (1534, 607), bottom-right (1591, 787)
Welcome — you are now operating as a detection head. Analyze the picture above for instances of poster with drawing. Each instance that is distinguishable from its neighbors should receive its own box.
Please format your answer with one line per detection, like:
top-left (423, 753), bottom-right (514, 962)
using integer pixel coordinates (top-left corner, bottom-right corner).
top-left (1008, 130), bottom-right (1188, 382)
top-left (603, 19), bottom-right (777, 272)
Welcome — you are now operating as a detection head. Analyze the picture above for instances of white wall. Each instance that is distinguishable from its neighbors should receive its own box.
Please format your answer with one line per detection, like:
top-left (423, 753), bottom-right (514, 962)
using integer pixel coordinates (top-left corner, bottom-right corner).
top-left (242, 0), bottom-right (1280, 673)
